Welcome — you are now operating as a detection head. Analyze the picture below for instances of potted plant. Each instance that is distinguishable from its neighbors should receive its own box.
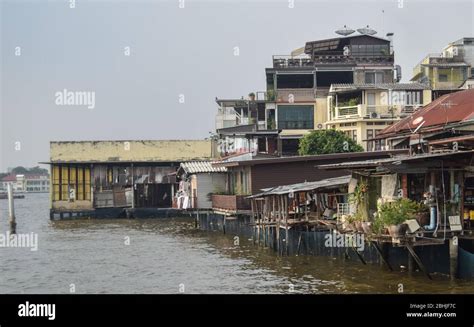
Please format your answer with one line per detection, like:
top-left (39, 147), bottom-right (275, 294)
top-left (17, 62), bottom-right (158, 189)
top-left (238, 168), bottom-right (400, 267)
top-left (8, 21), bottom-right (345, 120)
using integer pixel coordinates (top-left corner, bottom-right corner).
top-left (348, 180), bottom-right (369, 233)
top-left (266, 90), bottom-right (275, 101)
top-left (340, 214), bottom-right (356, 232)
top-left (377, 198), bottom-right (418, 238)
top-left (349, 211), bottom-right (365, 233)
top-left (414, 202), bottom-right (430, 226)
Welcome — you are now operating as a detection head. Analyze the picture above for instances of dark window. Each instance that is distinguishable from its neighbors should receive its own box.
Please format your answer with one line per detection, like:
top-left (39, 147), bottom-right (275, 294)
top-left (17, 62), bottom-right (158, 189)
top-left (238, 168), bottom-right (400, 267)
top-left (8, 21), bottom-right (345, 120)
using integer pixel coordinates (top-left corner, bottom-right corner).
top-left (365, 72), bottom-right (384, 83)
top-left (281, 139), bottom-right (300, 156)
top-left (439, 74), bottom-right (448, 82)
top-left (367, 129), bottom-right (374, 151)
top-left (277, 105), bottom-right (314, 129)
top-left (277, 74), bottom-right (314, 88)
top-left (317, 71), bottom-right (353, 87)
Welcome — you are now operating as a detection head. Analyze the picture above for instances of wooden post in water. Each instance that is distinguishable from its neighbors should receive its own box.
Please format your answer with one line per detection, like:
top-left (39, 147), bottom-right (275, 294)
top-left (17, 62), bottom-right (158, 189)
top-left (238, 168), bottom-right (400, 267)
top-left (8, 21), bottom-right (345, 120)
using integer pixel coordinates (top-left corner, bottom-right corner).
top-left (449, 237), bottom-right (459, 280)
top-left (285, 195), bottom-right (289, 256)
top-left (407, 250), bottom-right (414, 275)
top-left (276, 195), bottom-right (281, 256)
top-left (7, 183), bottom-right (16, 234)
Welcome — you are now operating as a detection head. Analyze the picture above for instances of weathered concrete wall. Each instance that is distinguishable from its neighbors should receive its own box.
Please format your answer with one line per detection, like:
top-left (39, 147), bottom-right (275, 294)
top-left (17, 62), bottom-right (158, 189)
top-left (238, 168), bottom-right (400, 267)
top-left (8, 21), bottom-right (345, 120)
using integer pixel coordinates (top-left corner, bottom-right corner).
top-left (50, 140), bottom-right (213, 163)
top-left (52, 200), bottom-right (93, 210)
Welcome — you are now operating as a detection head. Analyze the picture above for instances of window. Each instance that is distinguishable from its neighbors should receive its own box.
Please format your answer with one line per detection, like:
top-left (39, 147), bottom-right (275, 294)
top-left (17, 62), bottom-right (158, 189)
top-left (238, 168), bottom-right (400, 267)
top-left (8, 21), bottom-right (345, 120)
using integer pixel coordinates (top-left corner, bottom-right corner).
top-left (52, 165), bottom-right (91, 201)
top-left (352, 130), bottom-right (357, 142)
top-left (277, 74), bottom-right (314, 89)
top-left (277, 105), bottom-right (314, 129)
top-left (317, 71), bottom-right (353, 87)
top-left (438, 74), bottom-right (448, 82)
top-left (365, 72), bottom-right (384, 83)
top-left (367, 129), bottom-right (374, 151)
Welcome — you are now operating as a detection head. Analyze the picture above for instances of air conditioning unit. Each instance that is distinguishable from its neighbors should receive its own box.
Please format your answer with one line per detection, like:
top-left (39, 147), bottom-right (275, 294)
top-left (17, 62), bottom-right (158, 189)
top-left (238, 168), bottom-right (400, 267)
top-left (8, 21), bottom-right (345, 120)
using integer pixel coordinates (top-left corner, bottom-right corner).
top-left (370, 112), bottom-right (379, 119)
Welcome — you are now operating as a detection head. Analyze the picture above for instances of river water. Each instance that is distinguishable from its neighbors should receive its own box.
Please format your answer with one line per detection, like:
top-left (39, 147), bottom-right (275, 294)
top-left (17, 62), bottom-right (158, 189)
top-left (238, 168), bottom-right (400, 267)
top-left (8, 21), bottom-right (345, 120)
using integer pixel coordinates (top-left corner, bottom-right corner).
top-left (0, 193), bottom-right (473, 294)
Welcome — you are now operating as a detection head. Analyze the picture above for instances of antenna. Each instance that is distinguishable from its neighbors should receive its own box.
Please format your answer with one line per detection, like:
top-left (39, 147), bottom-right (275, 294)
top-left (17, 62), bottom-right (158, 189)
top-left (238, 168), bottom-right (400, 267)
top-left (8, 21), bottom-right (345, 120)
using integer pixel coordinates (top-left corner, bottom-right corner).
top-left (357, 25), bottom-right (377, 35)
top-left (335, 25), bottom-right (355, 36)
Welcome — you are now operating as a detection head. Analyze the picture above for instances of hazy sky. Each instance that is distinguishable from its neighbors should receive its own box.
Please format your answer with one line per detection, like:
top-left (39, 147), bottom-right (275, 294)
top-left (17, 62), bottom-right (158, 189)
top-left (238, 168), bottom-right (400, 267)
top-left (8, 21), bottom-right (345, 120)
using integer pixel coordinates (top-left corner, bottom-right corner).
top-left (1, 0), bottom-right (473, 171)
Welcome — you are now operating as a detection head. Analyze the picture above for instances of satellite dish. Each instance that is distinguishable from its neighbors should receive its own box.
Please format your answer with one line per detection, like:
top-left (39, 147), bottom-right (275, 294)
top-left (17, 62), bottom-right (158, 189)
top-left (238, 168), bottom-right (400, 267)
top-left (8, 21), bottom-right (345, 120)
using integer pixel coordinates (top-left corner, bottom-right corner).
top-left (357, 25), bottom-right (377, 35)
top-left (412, 116), bottom-right (424, 125)
top-left (335, 25), bottom-right (355, 36)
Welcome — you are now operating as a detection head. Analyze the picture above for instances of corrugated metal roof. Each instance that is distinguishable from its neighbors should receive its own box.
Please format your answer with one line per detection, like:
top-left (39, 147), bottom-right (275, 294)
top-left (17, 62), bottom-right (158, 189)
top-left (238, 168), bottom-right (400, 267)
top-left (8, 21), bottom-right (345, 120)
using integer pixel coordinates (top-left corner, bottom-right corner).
top-left (376, 88), bottom-right (474, 138)
top-left (214, 150), bottom-right (408, 168)
top-left (421, 63), bottom-right (469, 67)
top-left (248, 175), bottom-right (351, 198)
top-left (330, 83), bottom-right (429, 92)
top-left (318, 150), bottom-right (474, 170)
top-left (180, 161), bottom-right (227, 174)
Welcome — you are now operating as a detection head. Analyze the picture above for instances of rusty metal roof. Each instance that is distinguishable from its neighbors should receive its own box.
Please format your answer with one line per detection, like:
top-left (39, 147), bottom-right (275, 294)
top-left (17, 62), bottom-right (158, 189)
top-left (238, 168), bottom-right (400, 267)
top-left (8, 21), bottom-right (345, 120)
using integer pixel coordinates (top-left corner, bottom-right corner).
top-left (376, 89), bottom-right (474, 138)
top-left (318, 150), bottom-right (474, 170)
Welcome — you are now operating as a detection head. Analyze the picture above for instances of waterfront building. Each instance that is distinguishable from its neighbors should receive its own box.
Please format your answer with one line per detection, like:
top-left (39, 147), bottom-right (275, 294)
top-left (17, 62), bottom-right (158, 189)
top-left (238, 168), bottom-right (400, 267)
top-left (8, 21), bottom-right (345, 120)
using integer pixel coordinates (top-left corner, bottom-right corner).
top-left (24, 174), bottom-right (50, 192)
top-left (43, 140), bottom-right (213, 219)
top-left (210, 150), bottom-right (404, 214)
top-left (176, 161), bottom-right (227, 209)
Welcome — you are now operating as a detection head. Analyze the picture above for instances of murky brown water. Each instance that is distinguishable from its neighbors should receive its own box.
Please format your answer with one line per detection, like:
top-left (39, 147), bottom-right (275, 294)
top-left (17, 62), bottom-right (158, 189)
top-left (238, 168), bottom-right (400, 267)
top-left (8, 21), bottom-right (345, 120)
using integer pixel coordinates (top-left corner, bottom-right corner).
top-left (0, 193), bottom-right (473, 294)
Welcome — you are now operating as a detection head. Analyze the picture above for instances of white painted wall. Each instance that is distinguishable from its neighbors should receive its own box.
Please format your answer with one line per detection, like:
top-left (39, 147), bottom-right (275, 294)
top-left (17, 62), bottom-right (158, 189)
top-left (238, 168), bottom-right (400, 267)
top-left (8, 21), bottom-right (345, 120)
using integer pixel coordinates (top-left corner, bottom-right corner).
top-left (195, 173), bottom-right (227, 208)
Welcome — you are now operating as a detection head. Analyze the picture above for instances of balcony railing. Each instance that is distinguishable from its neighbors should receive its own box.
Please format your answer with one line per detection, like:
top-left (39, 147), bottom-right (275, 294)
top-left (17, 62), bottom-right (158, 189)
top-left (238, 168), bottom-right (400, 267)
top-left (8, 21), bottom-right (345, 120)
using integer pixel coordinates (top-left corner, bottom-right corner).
top-left (273, 55), bottom-right (313, 68)
top-left (276, 89), bottom-right (316, 103)
top-left (331, 104), bottom-right (422, 120)
top-left (212, 194), bottom-right (251, 212)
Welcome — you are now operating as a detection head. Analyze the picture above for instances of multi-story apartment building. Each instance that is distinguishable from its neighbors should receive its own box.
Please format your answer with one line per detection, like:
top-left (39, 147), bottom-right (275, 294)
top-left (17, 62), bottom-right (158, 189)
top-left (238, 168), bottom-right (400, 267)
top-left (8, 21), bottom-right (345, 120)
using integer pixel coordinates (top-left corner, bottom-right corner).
top-left (325, 83), bottom-right (432, 151)
top-left (215, 28), bottom-right (417, 156)
top-left (265, 32), bottom-right (401, 155)
top-left (411, 37), bottom-right (474, 99)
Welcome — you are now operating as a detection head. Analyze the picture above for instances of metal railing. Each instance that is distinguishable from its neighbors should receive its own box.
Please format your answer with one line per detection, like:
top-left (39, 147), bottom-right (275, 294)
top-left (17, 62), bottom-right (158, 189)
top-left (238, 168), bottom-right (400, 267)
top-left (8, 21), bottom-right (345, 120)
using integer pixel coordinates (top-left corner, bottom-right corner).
top-left (332, 104), bottom-right (422, 120)
top-left (272, 55), bottom-right (313, 68)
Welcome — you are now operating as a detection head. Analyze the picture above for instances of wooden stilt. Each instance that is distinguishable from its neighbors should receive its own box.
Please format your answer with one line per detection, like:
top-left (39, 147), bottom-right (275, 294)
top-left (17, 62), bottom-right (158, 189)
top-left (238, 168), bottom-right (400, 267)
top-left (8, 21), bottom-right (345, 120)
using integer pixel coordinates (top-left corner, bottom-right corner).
top-left (406, 244), bottom-right (432, 280)
top-left (351, 245), bottom-right (366, 265)
top-left (372, 242), bottom-right (393, 271)
top-left (296, 233), bottom-right (303, 255)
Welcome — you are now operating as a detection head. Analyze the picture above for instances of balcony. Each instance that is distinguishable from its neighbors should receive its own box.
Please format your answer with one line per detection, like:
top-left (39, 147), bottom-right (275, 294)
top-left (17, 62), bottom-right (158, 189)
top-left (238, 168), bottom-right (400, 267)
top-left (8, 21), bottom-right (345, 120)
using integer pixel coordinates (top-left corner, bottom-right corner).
top-left (330, 104), bottom-right (422, 121)
top-left (276, 89), bottom-right (316, 103)
top-left (212, 194), bottom-right (251, 212)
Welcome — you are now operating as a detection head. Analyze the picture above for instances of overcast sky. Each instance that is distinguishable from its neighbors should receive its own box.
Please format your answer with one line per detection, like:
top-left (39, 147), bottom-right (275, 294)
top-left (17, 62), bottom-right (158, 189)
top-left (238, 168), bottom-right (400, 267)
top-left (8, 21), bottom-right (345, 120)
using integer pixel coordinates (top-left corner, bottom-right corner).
top-left (1, 0), bottom-right (473, 172)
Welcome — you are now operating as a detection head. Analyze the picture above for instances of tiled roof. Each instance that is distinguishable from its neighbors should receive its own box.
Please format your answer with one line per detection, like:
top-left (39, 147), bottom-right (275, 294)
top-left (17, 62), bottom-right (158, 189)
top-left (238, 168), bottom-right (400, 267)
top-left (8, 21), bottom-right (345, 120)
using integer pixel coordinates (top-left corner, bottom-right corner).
top-left (330, 83), bottom-right (429, 92)
top-left (180, 161), bottom-right (227, 174)
top-left (1, 175), bottom-right (16, 182)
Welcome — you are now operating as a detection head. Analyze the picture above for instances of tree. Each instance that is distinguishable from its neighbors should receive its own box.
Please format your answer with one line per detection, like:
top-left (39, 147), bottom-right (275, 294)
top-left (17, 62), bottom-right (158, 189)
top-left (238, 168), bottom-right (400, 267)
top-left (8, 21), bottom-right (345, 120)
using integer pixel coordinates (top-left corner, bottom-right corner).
top-left (298, 129), bottom-right (364, 156)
